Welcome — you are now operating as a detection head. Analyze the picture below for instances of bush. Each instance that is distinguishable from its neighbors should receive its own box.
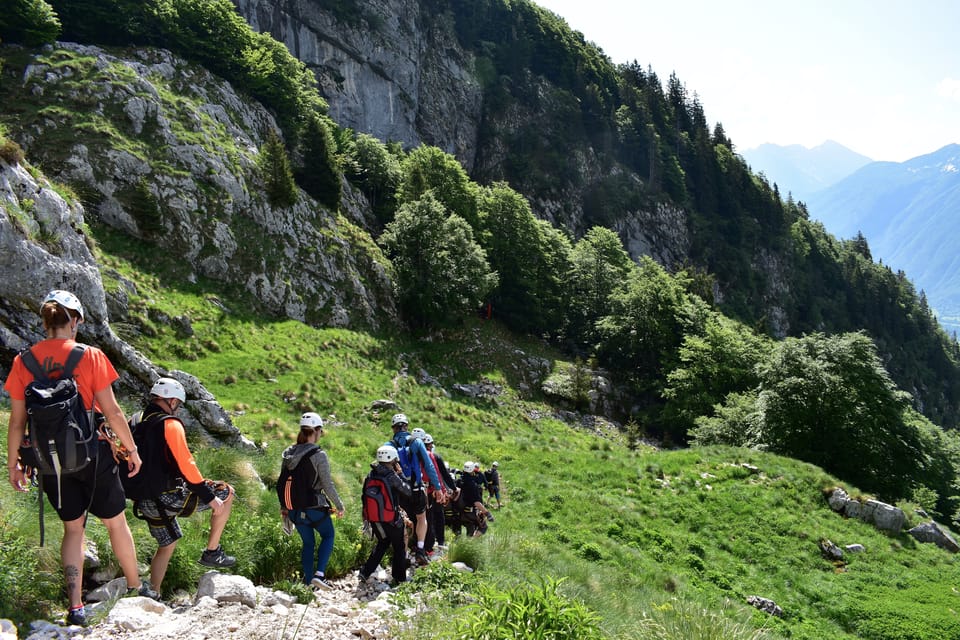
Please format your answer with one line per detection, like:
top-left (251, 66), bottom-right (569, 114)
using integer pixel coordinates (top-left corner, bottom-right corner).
top-left (451, 577), bottom-right (604, 640)
top-left (0, 520), bottom-right (61, 628)
top-left (0, 137), bottom-right (26, 165)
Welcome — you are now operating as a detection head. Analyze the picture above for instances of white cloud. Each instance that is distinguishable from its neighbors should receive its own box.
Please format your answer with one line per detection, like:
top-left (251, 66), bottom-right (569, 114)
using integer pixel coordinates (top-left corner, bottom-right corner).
top-left (936, 78), bottom-right (960, 102)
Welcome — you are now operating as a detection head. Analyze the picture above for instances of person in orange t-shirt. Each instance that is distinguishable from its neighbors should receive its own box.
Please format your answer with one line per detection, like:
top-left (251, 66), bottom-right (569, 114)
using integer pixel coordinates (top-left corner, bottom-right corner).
top-left (130, 377), bottom-right (236, 594)
top-left (4, 290), bottom-right (157, 626)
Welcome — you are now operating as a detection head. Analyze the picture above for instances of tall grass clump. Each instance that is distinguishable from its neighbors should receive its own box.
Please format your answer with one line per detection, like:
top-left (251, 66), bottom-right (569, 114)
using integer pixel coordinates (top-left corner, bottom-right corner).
top-left (637, 598), bottom-right (775, 640)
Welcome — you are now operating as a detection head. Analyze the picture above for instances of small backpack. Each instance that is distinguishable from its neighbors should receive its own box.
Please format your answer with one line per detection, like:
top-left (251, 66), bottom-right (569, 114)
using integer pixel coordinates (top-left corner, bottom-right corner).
top-left (19, 345), bottom-right (98, 486)
top-left (277, 448), bottom-right (321, 511)
top-left (361, 473), bottom-right (397, 524)
top-left (119, 411), bottom-right (178, 502)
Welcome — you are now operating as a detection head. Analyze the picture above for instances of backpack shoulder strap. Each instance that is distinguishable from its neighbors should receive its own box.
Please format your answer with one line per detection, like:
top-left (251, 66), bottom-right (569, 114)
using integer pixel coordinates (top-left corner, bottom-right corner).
top-left (61, 344), bottom-right (87, 378)
top-left (19, 348), bottom-right (46, 381)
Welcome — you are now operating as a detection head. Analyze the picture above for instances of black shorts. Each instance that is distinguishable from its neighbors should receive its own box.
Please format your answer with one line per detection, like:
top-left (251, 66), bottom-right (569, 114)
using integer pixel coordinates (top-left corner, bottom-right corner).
top-left (41, 442), bottom-right (126, 522)
top-left (400, 486), bottom-right (427, 515)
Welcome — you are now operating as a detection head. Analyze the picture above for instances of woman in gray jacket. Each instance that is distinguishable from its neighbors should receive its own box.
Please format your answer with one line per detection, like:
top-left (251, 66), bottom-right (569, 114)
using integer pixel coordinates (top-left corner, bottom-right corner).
top-left (279, 412), bottom-right (344, 589)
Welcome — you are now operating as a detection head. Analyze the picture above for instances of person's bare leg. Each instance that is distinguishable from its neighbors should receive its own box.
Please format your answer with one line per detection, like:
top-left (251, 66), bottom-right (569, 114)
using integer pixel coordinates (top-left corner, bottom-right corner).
top-left (149, 541), bottom-right (177, 593)
top-left (101, 512), bottom-right (142, 590)
top-left (207, 487), bottom-right (234, 550)
top-left (61, 517), bottom-right (86, 608)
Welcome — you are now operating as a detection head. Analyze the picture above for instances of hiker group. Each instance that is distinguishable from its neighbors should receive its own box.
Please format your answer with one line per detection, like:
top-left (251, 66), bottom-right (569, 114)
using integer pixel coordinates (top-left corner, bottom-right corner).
top-left (4, 290), bottom-right (505, 625)
top-left (356, 413), bottom-right (498, 586)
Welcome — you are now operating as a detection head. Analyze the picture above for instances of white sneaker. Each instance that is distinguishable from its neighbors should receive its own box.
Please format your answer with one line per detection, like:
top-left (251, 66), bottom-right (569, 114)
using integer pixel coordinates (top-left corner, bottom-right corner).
top-left (311, 576), bottom-right (333, 590)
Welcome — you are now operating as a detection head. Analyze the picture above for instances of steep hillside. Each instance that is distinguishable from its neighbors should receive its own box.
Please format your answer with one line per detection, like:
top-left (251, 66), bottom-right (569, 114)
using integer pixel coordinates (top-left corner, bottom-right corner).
top-left (807, 145), bottom-right (960, 333)
top-left (741, 140), bottom-right (873, 202)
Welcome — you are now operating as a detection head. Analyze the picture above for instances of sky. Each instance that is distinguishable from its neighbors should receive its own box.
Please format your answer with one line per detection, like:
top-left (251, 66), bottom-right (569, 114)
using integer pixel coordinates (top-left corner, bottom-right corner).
top-left (534, 0), bottom-right (960, 162)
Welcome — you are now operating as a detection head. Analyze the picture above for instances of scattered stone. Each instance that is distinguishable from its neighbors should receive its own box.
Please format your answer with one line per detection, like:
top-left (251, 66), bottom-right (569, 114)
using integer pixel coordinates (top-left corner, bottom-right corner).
top-left (819, 539), bottom-right (845, 562)
top-left (845, 544), bottom-right (866, 553)
top-left (908, 521), bottom-right (960, 553)
top-left (746, 595), bottom-right (783, 617)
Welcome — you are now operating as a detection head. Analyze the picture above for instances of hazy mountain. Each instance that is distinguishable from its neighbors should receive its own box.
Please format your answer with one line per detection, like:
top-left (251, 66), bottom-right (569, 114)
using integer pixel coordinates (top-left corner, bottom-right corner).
top-left (742, 140), bottom-right (873, 201)
top-left (806, 144), bottom-right (960, 333)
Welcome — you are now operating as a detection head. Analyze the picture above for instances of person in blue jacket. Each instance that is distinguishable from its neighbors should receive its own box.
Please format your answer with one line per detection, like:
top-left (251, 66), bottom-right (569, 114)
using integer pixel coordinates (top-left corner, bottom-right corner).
top-left (389, 413), bottom-right (446, 566)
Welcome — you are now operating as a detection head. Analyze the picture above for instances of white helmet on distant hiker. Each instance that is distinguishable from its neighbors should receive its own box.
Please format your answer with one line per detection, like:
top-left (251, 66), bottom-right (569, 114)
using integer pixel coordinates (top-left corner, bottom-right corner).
top-left (492, 461), bottom-right (499, 467)
top-left (410, 427), bottom-right (426, 440)
top-left (392, 413), bottom-right (408, 427)
top-left (150, 377), bottom-right (186, 402)
top-left (463, 461), bottom-right (476, 473)
top-left (422, 433), bottom-right (434, 444)
top-left (300, 412), bottom-right (324, 429)
top-left (41, 289), bottom-right (84, 321)
top-left (377, 445), bottom-right (399, 463)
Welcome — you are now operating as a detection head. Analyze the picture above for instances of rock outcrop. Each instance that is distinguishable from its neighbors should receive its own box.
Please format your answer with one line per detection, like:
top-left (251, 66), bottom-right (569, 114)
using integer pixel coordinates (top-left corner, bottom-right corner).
top-left (0, 155), bottom-right (249, 446)
top-left (4, 42), bottom-right (397, 333)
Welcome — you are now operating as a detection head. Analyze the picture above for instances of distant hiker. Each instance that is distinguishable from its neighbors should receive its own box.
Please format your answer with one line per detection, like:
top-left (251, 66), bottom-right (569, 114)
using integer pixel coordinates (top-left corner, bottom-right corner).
top-left (459, 461), bottom-right (492, 536)
top-left (359, 445), bottom-right (413, 585)
top-left (278, 412), bottom-right (344, 589)
top-left (389, 413), bottom-right (446, 566)
top-left (422, 433), bottom-right (456, 553)
top-left (4, 290), bottom-right (156, 626)
top-left (129, 378), bottom-right (236, 595)
top-left (484, 461), bottom-right (502, 509)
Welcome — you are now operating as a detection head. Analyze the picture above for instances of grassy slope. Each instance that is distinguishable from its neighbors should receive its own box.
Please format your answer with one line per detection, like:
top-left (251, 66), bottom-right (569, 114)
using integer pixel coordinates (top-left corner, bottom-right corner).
top-left (3, 232), bottom-right (960, 639)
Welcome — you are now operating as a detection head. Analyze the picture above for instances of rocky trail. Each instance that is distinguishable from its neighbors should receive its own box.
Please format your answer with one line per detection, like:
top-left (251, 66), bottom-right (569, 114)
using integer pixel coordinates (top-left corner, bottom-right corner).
top-left (16, 569), bottom-right (407, 640)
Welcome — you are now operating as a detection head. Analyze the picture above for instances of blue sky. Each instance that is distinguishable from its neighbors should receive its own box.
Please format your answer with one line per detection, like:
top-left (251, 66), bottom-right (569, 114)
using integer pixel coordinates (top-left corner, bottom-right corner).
top-left (534, 0), bottom-right (960, 162)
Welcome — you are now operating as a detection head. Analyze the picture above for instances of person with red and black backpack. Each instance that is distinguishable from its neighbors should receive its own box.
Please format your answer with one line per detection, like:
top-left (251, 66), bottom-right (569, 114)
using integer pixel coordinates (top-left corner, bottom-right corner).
top-left (277, 412), bottom-right (344, 589)
top-left (4, 290), bottom-right (157, 626)
top-left (359, 445), bottom-right (412, 585)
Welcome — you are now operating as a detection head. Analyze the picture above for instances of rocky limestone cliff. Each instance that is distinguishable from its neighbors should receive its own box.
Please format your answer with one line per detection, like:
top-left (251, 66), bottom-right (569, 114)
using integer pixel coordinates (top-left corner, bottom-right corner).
top-left (0, 156), bottom-right (250, 447)
top-left (2, 42), bottom-right (397, 332)
top-left (235, 0), bottom-right (483, 170)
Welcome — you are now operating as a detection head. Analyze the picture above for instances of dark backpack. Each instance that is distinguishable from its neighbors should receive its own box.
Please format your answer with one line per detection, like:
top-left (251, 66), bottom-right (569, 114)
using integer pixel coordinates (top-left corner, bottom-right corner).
top-left (19, 345), bottom-right (98, 481)
top-left (119, 410), bottom-right (177, 502)
top-left (362, 473), bottom-right (397, 524)
top-left (277, 448), bottom-right (321, 511)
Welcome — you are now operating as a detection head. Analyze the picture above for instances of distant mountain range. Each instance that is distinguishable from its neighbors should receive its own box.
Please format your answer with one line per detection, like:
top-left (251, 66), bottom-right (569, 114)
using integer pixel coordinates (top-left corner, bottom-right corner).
top-left (802, 144), bottom-right (960, 334)
top-left (741, 140), bottom-right (873, 202)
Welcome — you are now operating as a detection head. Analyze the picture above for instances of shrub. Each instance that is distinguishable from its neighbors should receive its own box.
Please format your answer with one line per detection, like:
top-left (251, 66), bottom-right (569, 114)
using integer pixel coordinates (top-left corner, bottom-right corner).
top-left (451, 577), bottom-right (604, 640)
top-left (0, 137), bottom-right (25, 165)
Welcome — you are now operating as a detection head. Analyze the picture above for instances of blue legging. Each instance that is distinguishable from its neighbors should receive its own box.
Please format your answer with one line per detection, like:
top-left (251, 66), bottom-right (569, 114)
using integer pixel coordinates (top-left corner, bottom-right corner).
top-left (290, 508), bottom-right (335, 584)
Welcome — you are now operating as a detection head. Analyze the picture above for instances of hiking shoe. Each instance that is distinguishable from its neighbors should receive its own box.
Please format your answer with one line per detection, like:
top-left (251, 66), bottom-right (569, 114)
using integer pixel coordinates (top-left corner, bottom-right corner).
top-left (311, 576), bottom-right (333, 590)
top-left (415, 550), bottom-right (430, 566)
top-left (126, 583), bottom-right (161, 600)
top-left (199, 545), bottom-right (237, 568)
top-left (65, 606), bottom-right (87, 627)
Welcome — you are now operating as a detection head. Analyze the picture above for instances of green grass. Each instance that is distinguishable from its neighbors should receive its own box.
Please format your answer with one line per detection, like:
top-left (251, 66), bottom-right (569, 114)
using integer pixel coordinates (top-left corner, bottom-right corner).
top-left (3, 254), bottom-right (960, 639)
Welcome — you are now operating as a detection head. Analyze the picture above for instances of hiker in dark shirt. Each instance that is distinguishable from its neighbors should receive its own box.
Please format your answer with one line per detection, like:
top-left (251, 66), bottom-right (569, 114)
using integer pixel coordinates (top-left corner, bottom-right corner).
top-left (132, 378), bottom-right (236, 596)
top-left (359, 445), bottom-right (413, 585)
top-left (458, 461), bottom-right (492, 536)
top-left (484, 461), bottom-right (502, 509)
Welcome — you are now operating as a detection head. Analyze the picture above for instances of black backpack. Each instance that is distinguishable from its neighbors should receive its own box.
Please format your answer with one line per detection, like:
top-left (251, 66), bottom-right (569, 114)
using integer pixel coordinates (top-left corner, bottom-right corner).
top-left (362, 473), bottom-right (398, 524)
top-left (119, 410), bottom-right (178, 502)
top-left (277, 448), bottom-right (321, 511)
top-left (19, 345), bottom-right (98, 484)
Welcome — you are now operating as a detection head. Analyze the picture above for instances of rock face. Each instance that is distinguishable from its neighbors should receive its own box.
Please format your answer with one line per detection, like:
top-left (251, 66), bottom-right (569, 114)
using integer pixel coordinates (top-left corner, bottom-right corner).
top-left (5, 42), bottom-right (397, 333)
top-left (0, 155), bottom-right (249, 446)
top-left (234, 0), bottom-right (483, 171)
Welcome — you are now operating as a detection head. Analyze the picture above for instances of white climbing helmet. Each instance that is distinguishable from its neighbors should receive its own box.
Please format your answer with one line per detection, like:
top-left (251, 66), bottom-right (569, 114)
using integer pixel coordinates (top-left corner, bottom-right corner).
top-left (300, 412), bottom-right (324, 429)
top-left (422, 433), bottom-right (434, 445)
top-left (377, 445), bottom-right (399, 463)
top-left (41, 290), bottom-right (84, 321)
top-left (410, 427), bottom-right (427, 440)
top-left (392, 413), bottom-right (408, 427)
top-left (492, 461), bottom-right (499, 467)
top-left (463, 461), bottom-right (476, 473)
top-left (150, 377), bottom-right (186, 402)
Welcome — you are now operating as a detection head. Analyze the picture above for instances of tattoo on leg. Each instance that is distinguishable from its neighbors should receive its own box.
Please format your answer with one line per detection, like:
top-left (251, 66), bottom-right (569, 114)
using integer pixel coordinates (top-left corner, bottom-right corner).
top-left (65, 564), bottom-right (80, 595)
